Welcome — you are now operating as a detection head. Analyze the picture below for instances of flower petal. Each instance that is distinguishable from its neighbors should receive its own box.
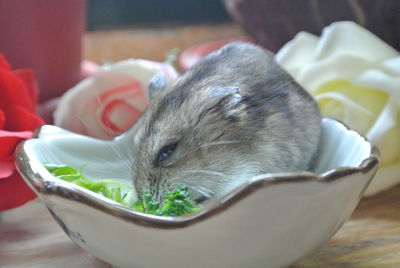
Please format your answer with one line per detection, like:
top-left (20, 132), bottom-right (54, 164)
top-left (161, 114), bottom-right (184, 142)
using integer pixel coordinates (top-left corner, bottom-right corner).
top-left (366, 99), bottom-right (398, 144)
top-left (0, 69), bottom-right (35, 112)
top-left (0, 171), bottom-right (36, 211)
top-left (315, 21), bottom-right (398, 62)
top-left (101, 99), bottom-right (142, 132)
top-left (381, 57), bottom-right (400, 76)
top-left (0, 53), bottom-right (11, 70)
top-left (276, 21), bottom-right (400, 196)
top-left (315, 92), bottom-right (375, 134)
top-left (102, 59), bottom-right (179, 83)
top-left (0, 160), bottom-right (14, 179)
top-left (3, 106), bottom-right (44, 132)
top-left (54, 72), bottom-right (147, 139)
top-left (0, 130), bottom-right (33, 158)
top-left (13, 69), bottom-right (39, 107)
top-left (274, 31), bottom-right (319, 77)
top-left (364, 162), bottom-right (400, 196)
top-left (356, 70), bottom-right (400, 107)
top-left (296, 56), bottom-right (376, 92)
top-left (0, 109), bottom-right (4, 129)
top-left (373, 110), bottom-right (400, 166)
top-left (102, 59), bottom-right (179, 100)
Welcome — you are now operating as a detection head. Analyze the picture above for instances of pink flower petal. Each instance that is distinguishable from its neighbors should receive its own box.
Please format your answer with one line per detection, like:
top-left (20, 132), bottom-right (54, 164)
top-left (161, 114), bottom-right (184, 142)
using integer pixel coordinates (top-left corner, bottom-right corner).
top-left (98, 80), bottom-right (142, 102)
top-left (101, 99), bottom-right (142, 132)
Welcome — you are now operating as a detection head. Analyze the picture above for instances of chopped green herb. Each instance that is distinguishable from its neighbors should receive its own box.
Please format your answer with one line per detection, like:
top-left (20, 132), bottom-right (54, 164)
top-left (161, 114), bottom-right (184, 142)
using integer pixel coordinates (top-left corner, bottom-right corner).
top-left (133, 186), bottom-right (202, 216)
top-left (44, 163), bottom-right (201, 216)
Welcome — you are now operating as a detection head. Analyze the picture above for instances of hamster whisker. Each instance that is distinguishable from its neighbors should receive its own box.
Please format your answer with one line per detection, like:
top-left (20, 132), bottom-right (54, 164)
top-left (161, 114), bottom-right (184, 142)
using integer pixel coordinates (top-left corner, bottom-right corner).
top-left (193, 189), bottom-right (212, 201)
top-left (172, 170), bottom-right (230, 199)
top-left (169, 176), bottom-right (212, 185)
top-left (110, 144), bottom-right (134, 171)
top-left (166, 176), bottom-right (196, 185)
top-left (193, 185), bottom-right (213, 198)
top-left (181, 169), bottom-right (226, 178)
top-left (73, 114), bottom-right (115, 140)
top-left (200, 140), bottom-right (240, 149)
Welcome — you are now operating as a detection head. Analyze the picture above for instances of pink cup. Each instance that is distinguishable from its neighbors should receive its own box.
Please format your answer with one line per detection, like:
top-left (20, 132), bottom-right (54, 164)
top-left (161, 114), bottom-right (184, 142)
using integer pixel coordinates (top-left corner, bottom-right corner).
top-left (0, 0), bottom-right (86, 102)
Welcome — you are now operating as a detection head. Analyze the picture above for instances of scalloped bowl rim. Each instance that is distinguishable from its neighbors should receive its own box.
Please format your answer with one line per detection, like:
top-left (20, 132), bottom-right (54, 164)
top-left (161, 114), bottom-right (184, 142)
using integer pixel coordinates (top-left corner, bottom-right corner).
top-left (15, 117), bottom-right (379, 229)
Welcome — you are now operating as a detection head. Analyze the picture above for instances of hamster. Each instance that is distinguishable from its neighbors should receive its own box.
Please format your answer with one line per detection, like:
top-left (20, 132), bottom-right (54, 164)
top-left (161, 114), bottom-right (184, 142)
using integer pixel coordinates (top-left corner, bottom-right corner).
top-left (122, 42), bottom-right (321, 203)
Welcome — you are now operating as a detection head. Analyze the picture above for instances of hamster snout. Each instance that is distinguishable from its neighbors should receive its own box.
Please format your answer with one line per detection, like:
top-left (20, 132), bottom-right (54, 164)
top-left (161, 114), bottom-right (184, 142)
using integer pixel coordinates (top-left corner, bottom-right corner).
top-left (124, 42), bottom-right (321, 203)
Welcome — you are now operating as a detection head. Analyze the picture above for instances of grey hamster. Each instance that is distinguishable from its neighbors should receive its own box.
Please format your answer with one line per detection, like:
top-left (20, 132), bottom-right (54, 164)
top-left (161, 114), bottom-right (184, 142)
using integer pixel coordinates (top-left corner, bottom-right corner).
top-left (124, 42), bottom-right (321, 203)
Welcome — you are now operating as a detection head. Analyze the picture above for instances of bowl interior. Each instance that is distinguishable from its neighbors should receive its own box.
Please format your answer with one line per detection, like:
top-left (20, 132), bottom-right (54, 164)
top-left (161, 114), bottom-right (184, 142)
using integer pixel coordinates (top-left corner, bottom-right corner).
top-left (25, 118), bottom-right (372, 184)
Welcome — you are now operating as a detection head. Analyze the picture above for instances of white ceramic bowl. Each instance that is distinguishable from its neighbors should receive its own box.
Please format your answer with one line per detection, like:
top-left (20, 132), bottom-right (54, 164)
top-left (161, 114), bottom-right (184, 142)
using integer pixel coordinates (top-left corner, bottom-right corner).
top-left (16, 118), bottom-right (378, 268)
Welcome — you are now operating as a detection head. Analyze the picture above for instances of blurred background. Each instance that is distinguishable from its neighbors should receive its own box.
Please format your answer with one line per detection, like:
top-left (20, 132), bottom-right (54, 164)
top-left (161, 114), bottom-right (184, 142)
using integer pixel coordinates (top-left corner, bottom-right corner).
top-left (84, 0), bottom-right (239, 64)
top-left (85, 0), bottom-right (400, 61)
top-left (1, 0), bottom-right (399, 101)
top-left (86, 0), bottom-right (231, 30)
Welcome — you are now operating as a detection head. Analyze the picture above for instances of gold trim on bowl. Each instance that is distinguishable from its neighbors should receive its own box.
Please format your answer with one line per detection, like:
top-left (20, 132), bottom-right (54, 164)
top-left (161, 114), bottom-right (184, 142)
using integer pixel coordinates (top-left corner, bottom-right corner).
top-left (15, 118), bottom-right (379, 229)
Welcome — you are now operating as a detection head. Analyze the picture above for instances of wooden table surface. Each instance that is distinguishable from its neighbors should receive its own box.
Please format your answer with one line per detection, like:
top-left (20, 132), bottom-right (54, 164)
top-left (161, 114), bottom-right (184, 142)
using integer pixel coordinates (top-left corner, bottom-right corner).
top-left (1, 185), bottom-right (399, 268)
top-left (82, 23), bottom-right (244, 64)
top-left (2, 24), bottom-right (400, 267)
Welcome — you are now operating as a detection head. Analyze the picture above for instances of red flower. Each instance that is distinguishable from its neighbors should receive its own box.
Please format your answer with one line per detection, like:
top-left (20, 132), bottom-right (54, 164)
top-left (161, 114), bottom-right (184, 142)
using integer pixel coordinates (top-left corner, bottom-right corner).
top-left (0, 54), bottom-right (44, 211)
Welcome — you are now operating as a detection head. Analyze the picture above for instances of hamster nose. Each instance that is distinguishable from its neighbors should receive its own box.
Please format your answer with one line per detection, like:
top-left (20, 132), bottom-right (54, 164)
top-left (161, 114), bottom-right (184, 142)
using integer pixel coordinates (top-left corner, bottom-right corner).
top-left (142, 188), bottom-right (164, 204)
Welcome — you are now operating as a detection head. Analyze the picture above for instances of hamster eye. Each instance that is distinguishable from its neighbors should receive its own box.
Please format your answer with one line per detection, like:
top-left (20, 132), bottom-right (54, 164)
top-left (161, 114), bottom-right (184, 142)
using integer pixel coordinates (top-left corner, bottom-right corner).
top-left (156, 142), bottom-right (178, 166)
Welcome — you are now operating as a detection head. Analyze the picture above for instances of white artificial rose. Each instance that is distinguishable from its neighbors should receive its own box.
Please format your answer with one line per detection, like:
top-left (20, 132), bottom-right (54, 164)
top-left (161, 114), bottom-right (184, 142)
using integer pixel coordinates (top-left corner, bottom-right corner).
top-left (276, 21), bottom-right (400, 196)
top-left (54, 59), bottom-right (179, 139)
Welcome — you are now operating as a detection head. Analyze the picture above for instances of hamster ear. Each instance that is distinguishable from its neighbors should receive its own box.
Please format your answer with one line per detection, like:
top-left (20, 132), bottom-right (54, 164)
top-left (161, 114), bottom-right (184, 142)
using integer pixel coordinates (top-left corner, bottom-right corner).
top-left (148, 73), bottom-right (167, 101)
top-left (207, 86), bottom-right (243, 116)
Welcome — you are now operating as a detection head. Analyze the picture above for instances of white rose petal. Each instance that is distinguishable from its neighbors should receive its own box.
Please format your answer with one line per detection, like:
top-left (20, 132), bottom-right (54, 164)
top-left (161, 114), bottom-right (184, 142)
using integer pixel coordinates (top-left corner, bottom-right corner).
top-left (381, 57), bottom-right (400, 75)
top-left (314, 21), bottom-right (398, 62)
top-left (276, 21), bottom-right (400, 196)
top-left (297, 56), bottom-right (376, 93)
top-left (356, 68), bottom-right (400, 106)
top-left (275, 32), bottom-right (319, 76)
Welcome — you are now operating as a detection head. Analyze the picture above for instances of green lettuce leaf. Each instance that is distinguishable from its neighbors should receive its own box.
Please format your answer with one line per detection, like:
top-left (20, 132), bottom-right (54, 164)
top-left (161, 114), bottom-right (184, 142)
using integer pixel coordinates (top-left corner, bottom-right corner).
top-left (44, 163), bottom-right (201, 216)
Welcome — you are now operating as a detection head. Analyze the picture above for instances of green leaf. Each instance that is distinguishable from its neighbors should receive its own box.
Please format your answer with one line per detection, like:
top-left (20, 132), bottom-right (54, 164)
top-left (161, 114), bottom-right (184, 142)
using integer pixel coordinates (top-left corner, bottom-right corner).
top-left (44, 163), bottom-right (202, 216)
top-left (57, 174), bottom-right (82, 182)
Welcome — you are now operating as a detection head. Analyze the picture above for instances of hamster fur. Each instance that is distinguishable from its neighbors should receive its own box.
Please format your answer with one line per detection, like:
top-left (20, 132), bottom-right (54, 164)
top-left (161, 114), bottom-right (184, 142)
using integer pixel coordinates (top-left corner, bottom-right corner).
top-left (122, 42), bottom-right (321, 203)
